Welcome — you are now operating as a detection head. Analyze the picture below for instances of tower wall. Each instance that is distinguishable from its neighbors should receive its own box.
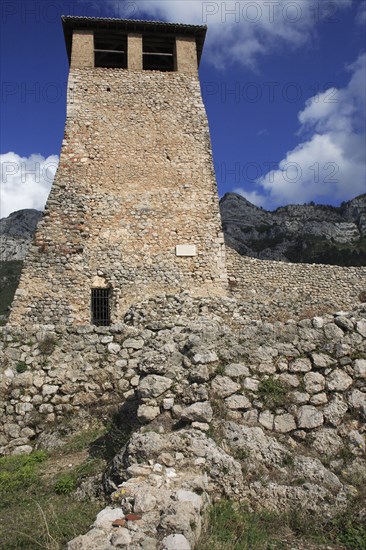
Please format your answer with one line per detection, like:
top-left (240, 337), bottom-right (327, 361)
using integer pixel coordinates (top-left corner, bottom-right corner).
top-left (128, 34), bottom-right (143, 71)
top-left (10, 59), bottom-right (227, 325)
top-left (70, 30), bottom-right (94, 68)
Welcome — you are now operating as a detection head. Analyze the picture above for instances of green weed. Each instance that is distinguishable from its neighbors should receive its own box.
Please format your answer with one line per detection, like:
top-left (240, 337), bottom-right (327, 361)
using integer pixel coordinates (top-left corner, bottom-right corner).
top-left (38, 334), bottom-right (58, 355)
top-left (54, 474), bottom-right (75, 495)
top-left (0, 450), bottom-right (48, 504)
top-left (257, 377), bottom-right (287, 408)
top-left (0, 431), bottom-right (105, 550)
top-left (196, 501), bottom-right (285, 550)
top-left (215, 364), bottom-right (226, 376)
top-left (198, 498), bottom-right (366, 550)
top-left (16, 361), bottom-right (28, 373)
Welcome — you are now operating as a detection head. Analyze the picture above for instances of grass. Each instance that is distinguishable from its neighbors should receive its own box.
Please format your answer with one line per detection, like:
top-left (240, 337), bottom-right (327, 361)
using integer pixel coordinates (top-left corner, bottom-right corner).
top-left (16, 361), bottom-right (28, 373)
top-left (0, 428), bottom-right (106, 550)
top-left (210, 398), bottom-right (229, 420)
top-left (53, 426), bottom-right (106, 455)
top-left (0, 406), bottom-right (364, 550)
top-left (38, 334), bottom-right (58, 356)
top-left (196, 501), bottom-right (286, 550)
top-left (0, 451), bottom-right (48, 499)
top-left (198, 496), bottom-right (366, 550)
top-left (257, 376), bottom-right (287, 408)
top-left (215, 364), bottom-right (226, 376)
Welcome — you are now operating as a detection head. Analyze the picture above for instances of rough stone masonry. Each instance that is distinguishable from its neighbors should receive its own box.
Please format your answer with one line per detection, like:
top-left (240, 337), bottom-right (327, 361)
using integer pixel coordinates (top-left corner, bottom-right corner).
top-left (1, 293), bottom-right (365, 548)
top-left (9, 17), bottom-right (227, 327)
top-left (7, 16), bottom-right (366, 327)
top-left (2, 15), bottom-right (366, 550)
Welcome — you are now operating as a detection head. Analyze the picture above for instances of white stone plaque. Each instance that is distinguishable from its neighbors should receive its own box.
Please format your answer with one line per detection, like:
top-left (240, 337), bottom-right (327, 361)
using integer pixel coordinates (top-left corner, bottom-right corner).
top-left (175, 244), bottom-right (197, 257)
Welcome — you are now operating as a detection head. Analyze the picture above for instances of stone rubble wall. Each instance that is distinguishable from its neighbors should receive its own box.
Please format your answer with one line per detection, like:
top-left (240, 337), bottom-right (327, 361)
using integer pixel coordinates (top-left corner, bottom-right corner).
top-left (1, 293), bottom-right (365, 548)
top-left (1, 294), bottom-right (365, 453)
top-left (9, 67), bottom-right (227, 326)
top-left (226, 247), bottom-right (366, 316)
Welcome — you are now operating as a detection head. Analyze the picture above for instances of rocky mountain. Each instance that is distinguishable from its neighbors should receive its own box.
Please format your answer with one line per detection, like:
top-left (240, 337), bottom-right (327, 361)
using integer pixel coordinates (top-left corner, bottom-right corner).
top-left (0, 209), bottom-right (42, 320)
top-left (2, 195), bottom-right (365, 269)
top-left (0, 209), bottom-right (42, 261)
top-left (220, 193), bottom-right (366, 266)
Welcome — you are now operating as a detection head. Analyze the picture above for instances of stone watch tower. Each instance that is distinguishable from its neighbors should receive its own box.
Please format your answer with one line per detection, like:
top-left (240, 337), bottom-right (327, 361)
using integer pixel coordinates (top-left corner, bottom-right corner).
top-left (9, 16), bottom-right (227, 326)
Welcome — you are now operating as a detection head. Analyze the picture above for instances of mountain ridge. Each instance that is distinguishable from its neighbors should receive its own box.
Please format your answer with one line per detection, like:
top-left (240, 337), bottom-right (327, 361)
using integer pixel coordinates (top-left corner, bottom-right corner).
top-left (0, 209), bottom-right (43, 261)
top-left (220, 192), bottom-right (366, 265)
top-left (1, 195), bottom-right (365, 266)
top-left (0, 209), bottom-right (42, 320)
top-left (0, 194), bottom-right (365, 319)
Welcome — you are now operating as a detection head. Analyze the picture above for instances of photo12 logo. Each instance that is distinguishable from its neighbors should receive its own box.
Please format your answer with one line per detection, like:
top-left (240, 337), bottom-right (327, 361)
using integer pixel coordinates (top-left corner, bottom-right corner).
top-left (201, 1), bottom-right (341, 24)
top-left (1, 81), bottom-right (67, 104)
top-left (202, 81), bottom-right (339, 104)
top-left (1, 160), bottom-right (58, 184)
top-left (0, 1), bottom-right (138, 22)
top-left (217, 161), bottom-right (340, 184)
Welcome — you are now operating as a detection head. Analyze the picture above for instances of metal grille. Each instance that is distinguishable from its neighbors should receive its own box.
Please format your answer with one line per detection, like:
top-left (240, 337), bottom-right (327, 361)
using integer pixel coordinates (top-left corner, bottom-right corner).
top-left (94, 31), bottom-right (127, 68)
top-left (91, 288), bottom-right (111, 326)
top-left (143, 36), bottom-right (176, 72)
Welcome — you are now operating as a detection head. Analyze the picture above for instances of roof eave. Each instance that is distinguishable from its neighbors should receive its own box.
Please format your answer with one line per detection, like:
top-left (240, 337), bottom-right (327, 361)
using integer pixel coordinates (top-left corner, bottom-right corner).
top-left (61, 16), bottom-right (207, 65)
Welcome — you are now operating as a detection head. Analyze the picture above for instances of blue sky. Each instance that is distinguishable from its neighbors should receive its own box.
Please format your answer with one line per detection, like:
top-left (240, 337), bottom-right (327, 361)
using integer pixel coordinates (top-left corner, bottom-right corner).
top-left (0, 0), bottom-right (365, 217)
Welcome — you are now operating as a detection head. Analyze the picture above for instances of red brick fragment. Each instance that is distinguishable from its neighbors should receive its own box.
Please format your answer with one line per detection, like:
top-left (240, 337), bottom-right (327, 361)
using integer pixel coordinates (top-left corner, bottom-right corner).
top-left (112, 518), bottom-right (126, 527)
top-left (125, 513), bottom-right (142, 521)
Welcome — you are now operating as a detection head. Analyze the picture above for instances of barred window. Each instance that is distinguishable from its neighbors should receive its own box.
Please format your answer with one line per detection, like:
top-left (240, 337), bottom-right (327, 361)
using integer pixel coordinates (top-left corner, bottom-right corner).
top-left (143, 35), bottom-right (176, 72)
top-left (91, 288), bottom-right (111, 326)
top-left (94, 31), bottom-right (127, 68)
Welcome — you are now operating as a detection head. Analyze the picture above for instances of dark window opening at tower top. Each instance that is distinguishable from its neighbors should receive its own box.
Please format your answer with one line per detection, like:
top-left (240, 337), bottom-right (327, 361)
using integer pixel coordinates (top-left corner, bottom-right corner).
top-left (91, 288), bottom-right (111, 326)
top-left (94, 31), bottom-right (127, 68)
top-left (143, 35), bottom-right (176, 72)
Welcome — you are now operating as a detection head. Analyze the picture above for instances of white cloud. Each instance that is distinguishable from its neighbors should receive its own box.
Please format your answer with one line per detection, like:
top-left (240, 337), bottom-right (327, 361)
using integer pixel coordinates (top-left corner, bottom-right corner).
top-left (0, 153), bottom-right (58, 218)
top-left (107, 0), bottom-right (352, 69)
top-left (233, 187), bottom-right (268, 207)
top-left (237, 52), bottom-right (366, 207)
top-left (356, 1), bottom-right (366, 25)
